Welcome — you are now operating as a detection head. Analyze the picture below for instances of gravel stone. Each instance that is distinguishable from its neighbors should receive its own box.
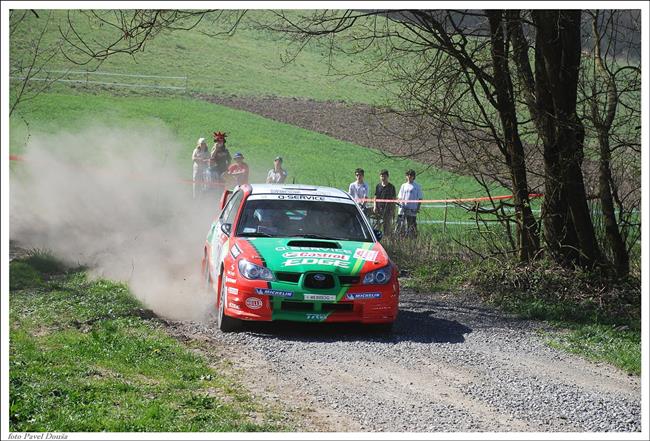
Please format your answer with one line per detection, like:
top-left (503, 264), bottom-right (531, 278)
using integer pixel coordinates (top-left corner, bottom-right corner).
top-left (166, 287), bottom-right (641, 433)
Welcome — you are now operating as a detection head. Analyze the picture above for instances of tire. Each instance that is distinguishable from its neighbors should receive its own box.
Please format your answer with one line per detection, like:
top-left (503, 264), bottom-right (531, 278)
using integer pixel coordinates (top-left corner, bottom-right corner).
top-left (368, 322), bottom-right (394, 334)
top-left (217, 272), bottom-right (242, 332)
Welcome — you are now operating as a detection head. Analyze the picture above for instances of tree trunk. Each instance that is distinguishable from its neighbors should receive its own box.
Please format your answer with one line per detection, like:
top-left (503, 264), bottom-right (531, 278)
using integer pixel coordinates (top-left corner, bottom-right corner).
top-left (591, 12), bottom-right (630, 277)
top-left (487, 10), bottom-right (540, 262)
top-left (531, 10), bottom-right (604, 268)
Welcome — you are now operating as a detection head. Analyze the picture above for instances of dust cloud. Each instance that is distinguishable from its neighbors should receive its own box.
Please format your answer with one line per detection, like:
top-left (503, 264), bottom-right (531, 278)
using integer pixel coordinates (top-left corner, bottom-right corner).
top-left (10, 125), bottom-right (222, 321)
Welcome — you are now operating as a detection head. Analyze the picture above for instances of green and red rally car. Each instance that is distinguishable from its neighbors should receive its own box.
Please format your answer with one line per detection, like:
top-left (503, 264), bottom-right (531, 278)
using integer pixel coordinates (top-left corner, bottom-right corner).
top-left (202, 184), bottom-right (400, 331)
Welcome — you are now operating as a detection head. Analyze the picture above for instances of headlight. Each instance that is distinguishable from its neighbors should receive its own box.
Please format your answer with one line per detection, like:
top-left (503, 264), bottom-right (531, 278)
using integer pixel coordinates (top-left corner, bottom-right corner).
top-left (362, 265), bottom-right (392, 285)
top-left (238, 259), bottom-right (275, 281)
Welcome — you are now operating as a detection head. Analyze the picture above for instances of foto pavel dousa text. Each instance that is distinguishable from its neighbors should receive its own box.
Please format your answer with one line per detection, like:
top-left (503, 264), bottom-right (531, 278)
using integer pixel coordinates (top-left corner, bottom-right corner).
top-left (8, 434), bottom-right (68, 440)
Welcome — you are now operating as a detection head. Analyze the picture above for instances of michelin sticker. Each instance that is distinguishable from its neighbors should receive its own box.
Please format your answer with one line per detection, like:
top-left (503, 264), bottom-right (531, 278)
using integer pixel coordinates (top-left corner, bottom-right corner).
top-left (346, 292), bottom-right (381, 300)
top-left (304, 294), bottom-right (336, 301)
top-left (354, 248), bottom-right (379, 261)
top-left (255, 288), bottom-right (294, 298)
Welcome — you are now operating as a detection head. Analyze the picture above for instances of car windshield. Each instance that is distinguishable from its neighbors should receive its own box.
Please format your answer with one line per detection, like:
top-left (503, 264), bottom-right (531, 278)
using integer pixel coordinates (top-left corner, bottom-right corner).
top-left (236, 199), bottom-right (373, 242)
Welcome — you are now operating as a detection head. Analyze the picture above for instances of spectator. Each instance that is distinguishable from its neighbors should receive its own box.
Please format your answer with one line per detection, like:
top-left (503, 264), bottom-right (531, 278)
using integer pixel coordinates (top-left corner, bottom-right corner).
top-left (266, 156), bottom-right (288, 184)
top-left (226, 152), bottom-right (250, 186)
top-left (397, 169), bottom-right (423, 236)
top-left (374, 169), bottom-right (397, 235)
top-left (210, 131), bottom-right (231, 183)
top-left (191, 137), bottom-right (210, 199)
top-left (348, 168), bottom-right (369, 212)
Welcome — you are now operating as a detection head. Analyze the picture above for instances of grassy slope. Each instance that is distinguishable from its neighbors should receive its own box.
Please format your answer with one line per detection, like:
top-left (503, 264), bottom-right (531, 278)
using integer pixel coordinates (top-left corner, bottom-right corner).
top-left (10, 92), bottom-right (499, 205)
top-left (9, 254), bottom-right (287, 432)
top-left (12, 10), bottom-right (390, 104)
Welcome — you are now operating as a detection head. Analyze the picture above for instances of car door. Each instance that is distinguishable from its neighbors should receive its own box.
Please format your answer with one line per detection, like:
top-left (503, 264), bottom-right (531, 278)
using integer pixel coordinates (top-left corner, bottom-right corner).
top-left (210, 189), bottom-right (244, 280)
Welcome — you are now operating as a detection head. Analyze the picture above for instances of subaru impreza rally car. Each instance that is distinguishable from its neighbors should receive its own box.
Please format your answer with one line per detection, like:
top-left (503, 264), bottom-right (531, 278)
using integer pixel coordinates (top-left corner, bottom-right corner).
top-left (201, 184), bottom-right (399, 331)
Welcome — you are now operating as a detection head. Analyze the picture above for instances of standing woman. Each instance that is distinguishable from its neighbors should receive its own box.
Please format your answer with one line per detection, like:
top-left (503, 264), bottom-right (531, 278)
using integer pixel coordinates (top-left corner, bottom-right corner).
top-left (192, 137), bottom-right (210, 199)
top-left (210, 131), bottom-right (232, 184)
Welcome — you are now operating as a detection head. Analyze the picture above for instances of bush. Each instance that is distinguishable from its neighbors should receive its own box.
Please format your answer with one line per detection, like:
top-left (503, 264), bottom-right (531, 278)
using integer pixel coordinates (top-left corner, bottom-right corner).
top-left (10, 262), bottom-right (43, 290)
top-left (468, 258), bottom-right (640, 325)
top-left (22, 250), bottom-right (68, 275)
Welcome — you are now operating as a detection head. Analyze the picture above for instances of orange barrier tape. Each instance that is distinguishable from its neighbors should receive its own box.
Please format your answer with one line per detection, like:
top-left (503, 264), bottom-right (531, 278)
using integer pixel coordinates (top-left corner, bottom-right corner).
top-left (9, 155), bottom-right (544, 202)
top-left (360, 194), bottom-right (544, 204)
top-left (10, 154), bottom-right (228, 187)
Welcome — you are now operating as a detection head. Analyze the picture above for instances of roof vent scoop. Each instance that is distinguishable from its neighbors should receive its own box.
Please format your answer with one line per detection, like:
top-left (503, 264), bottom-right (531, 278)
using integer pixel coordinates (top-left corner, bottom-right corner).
top-left (286, 240), bottom-right (341, 249)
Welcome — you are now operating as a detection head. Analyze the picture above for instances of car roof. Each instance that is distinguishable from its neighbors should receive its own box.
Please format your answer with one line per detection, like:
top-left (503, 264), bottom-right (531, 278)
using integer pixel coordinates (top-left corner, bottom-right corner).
top-left (249, 184), bottom-right (352, 200)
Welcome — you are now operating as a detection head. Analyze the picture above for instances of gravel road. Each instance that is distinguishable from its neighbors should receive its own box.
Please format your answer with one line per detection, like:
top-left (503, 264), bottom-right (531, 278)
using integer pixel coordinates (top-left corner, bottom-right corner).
top-left (165, 287), bottom-right (641, 433)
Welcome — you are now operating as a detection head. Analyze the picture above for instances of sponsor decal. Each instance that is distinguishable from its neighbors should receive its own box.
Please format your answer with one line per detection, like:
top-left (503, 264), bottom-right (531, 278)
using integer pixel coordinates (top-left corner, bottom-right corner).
top-left (283, 258), bottom-right (350, 268)
top-left (346, 292), bottom-right (382, 300)
top-left (306, 313), bottom-right (328, 321)
top-left (354, 248), bottom-right (379, 261)
top-left (282, 251), bottom-right (350, 261)
top-left (228, 302), bottom-right (241, 310)
top-left (230, 244), bottom-right (242, 259)
top-left (225, 276), bottom-right (237, 284)
top-left (255, 288), bottom-right (294, 297)
top-left (304, 294), bottom-right (336, 301)
top-left (226, 270), bottom-right (236, 277)
top-left (245, 297), bottom-right (263, 310)
top-left (277, 194), bottom-right (325, 201)
top-left (227, 287), bottom-right (239, 295)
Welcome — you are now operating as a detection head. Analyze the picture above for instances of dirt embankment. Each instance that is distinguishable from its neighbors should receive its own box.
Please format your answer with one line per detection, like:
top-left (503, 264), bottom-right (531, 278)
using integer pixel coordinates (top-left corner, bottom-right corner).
top-left (198, 94), bottom-right (626, 197)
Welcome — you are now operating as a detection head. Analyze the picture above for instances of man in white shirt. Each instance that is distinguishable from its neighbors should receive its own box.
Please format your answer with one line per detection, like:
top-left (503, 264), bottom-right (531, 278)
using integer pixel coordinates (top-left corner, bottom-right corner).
top-left (266, 156), bottom-right (288, 184)
top-left (397, 169), bottom-right (423, 236)
top-left (348, 168), bottom-right (369, 212)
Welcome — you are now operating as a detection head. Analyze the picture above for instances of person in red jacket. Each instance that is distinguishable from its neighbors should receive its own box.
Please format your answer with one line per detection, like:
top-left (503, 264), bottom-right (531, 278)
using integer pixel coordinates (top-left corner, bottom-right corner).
top-left (225, 152), bottom-right (249, 186)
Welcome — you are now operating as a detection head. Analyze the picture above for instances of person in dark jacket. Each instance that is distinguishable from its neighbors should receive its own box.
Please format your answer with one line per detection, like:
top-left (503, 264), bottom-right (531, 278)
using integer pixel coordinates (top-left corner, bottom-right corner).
top-left (210, 131), bottom-right (231, 183)
top-left (373, 169), bottom-right (397, 235)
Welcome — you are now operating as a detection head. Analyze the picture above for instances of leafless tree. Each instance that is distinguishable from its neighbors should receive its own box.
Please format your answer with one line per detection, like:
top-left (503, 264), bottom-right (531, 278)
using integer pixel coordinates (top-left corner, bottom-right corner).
top-left (577, 9), bottom-right (641, 277)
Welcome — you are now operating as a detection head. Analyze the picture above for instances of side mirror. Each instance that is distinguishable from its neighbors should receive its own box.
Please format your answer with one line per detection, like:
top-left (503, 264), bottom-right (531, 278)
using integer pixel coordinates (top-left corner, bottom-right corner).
top-left (219, 190), bottom-right (233, 210)
top-left (373, 229), bottom-right (383, 241)
top-left (220, 223), bottom-right (232, 236)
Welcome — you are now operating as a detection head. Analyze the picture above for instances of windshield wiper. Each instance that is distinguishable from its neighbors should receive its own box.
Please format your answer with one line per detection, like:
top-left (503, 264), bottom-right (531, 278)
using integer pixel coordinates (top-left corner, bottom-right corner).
top-left (239, 232), bottom-right (274, 237)
top-left (293, 234), bottom-right (344, 240)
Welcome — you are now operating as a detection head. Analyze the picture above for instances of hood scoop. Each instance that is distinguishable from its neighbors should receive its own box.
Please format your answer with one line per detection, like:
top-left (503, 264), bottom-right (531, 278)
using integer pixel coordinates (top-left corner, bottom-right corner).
top-left (286, 240), bottom-right (340, 249)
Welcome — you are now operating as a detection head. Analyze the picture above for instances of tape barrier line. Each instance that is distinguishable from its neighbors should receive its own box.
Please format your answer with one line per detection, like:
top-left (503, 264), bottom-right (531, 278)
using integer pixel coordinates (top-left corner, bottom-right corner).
top-left (361, 193), bottom-right (544, 204)
top-left (10, 154), bottom-right (228, 188)
top-left (9, 155), bottom-right (544, 201)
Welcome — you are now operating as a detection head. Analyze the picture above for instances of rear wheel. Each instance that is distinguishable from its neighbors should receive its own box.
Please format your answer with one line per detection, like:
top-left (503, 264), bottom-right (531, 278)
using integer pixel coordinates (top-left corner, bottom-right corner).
top-left (217, 272), bottom-right (242, 332)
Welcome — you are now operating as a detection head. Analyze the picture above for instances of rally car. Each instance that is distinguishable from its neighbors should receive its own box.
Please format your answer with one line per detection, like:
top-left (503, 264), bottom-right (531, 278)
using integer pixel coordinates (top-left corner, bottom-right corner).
top-left (201, 184), bottom-right (399, 332)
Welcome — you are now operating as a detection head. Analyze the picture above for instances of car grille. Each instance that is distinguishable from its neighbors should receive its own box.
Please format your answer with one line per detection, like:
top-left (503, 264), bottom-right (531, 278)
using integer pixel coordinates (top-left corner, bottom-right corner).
top-left (338, 275), bottom-right (360, 285)
top-left (304, 273), bottom-right (335, 289)
top-left (281, 301), bottom-right (314, 312)
top-left (322, 303), bottom-right (353, 312)
top-left (276, 272), bottom-right (301, 283)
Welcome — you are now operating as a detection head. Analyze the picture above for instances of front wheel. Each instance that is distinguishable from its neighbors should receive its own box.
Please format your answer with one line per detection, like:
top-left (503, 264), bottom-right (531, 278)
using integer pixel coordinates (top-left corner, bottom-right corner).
top-left (367, 322), bottom-right (394, 334)
top-left (217, 273), bottom-right (242, 332)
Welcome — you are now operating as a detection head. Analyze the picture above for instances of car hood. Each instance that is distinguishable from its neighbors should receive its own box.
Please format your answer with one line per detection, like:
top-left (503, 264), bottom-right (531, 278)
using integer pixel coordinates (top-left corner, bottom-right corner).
top-left (235, 237), bottom-right (389, 275)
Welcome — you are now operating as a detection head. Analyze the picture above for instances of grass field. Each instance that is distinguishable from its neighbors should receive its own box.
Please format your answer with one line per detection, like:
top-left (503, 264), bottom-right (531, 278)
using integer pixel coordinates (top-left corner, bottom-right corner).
top-left (9, 252), bottom-right (288, 432)
top-left (9, 91), bottom-right (504, 205)
top-left (11, 10), bottom-right (392, 104)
